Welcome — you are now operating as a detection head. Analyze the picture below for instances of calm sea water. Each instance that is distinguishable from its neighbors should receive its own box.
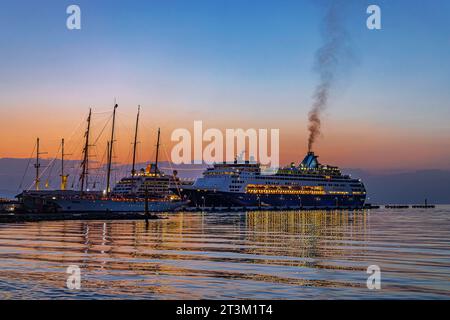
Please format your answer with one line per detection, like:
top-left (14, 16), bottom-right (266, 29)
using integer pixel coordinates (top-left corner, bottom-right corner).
top-left (0, 207), bottom-right (449, 299)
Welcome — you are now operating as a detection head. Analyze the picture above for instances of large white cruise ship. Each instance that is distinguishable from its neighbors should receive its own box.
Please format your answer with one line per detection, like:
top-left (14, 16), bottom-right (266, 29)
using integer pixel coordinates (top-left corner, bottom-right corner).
top-left (176, 152), bottom-right (367, 209)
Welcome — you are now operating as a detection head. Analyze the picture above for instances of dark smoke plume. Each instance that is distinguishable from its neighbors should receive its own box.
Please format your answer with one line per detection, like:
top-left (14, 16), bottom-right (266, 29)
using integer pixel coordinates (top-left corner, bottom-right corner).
top-left (307, 0), bottom-right (352, 152)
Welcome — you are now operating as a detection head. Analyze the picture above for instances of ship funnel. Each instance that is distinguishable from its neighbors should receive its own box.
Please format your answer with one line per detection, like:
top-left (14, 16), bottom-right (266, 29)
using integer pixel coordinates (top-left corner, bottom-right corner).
top-left (300, 151), bottom-right (319, 169)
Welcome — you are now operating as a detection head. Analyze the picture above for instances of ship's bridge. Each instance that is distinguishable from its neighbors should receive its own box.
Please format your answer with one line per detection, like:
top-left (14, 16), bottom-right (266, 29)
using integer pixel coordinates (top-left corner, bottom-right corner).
top-left (300, 152), bottom-right (319, 169)
top-left (297, 152), bottom-right (343, 177)
top-left (204, 160), bottom-right (260, 176)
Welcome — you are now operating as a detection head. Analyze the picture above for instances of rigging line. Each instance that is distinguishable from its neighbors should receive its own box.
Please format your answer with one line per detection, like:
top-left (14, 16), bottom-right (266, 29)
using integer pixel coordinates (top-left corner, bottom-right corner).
top-left (110, 135), bottom-right (128, 186)
top-left (62, 116), bottom-right (88, 161)
top-left (113, 117), bottom-right (134, 172)
top-left (119, 141), bottom-right (133, 179)
top-left (64, 133), bottom-right (86, 189)
top-left (25, 141), bottom-right (59, 191)
top-left (69, 138), bottom-right (85, 190)
top-left (162, 144), bottom-right (182, 197)
top-left (45, 143), bottom-right (62, 186)
top-left (68, 140), bottom-right (85, 190)
top-left (92, 109), bottom-right (117, 114)
top-left (67, 138), bottom-right (84, 165)
top-left (117, 113), bottom-right (134, 131)
top-left (115, 117), bottom-right (134, 164)
top-left (63, 116), bottom-right (86, 155)
top-left (91, 142), bottom-right (108, 191)
top-left (17, 142), bottom-right (36, 192)
top-left (92, 115), bottom-right (112, 146)
top-left (116, 111), bottom-right (137, 119)
top-left (45, 160), bottom-right (57, 187)
top-left (37, 140), bottom-right (62, 187)
top-left (136, 140), bottom-right (141, 168)
top-left (148, 130), bottom-right (160, 165)
top-left (139, 123), bottom-right (158, 137)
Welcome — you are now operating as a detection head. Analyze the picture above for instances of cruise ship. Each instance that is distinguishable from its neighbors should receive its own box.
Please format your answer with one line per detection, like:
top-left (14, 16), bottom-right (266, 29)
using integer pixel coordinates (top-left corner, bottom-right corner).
top-left (177, 152), bottom-right (366, 209)
top-left (112, 164), bottom-right (180, 199)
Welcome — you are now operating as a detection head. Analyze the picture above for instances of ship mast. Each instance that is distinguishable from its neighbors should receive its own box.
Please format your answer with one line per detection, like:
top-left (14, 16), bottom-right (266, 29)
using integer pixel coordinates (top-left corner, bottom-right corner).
top-left (106, 104), bottom-right (118, 194)
top-left (61, 139), bottom-right (64, 186)
top-left (80, 108), bottom-right (92, 193)
top-left (60, 138), bottom-right (70, 190)
top-left (131, 105), bottom-right (140, 177)
top-left (154, 128), bottom-right (160, 174)
top-left (33, 138), bottom-right (47, 190)
top-left (34, 138), bottom-right (40, 190)
top-left (106, 140), bottom-right (110, 190)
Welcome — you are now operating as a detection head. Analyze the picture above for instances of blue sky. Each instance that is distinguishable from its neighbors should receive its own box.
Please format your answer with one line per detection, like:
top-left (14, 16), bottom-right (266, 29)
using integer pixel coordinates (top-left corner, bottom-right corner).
top-left (0, 0), bottom-right (449, 169)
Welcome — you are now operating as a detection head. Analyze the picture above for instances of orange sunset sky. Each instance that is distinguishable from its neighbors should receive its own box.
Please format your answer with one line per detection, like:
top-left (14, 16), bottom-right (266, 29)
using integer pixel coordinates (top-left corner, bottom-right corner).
top-left (1, 102), bottom-right (449, 172)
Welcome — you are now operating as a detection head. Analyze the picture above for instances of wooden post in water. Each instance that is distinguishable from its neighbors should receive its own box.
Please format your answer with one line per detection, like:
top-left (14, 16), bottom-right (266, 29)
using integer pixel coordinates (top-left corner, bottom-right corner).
top-left (144, 184), bottom-right (149, 222)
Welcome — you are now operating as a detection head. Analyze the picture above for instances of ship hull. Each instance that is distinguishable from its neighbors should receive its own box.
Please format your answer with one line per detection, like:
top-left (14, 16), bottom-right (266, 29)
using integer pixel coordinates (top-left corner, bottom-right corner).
top-left (50, 199), bottom-right (187, 213)
top-left (178, 189), bottom-right (366, 209)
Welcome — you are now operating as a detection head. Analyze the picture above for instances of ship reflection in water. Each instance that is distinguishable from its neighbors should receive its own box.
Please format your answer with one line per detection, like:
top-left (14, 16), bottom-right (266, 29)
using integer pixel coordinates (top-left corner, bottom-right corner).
top-left (0, 208), bottom-right (449, 299)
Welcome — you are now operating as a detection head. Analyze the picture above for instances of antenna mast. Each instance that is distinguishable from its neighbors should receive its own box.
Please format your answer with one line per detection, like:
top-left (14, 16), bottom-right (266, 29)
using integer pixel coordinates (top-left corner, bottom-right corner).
top-left (80, 108), bottom-right (92, 193)
top-left (106, 104), bottom-right (118, 194)
top-left (131, 105), bottom-right (140, 176)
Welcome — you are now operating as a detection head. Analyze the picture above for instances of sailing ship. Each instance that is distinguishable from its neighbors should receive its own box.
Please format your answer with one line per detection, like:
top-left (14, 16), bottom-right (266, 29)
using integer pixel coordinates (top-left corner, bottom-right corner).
top-left (17, 104), bottom-right (187, 213)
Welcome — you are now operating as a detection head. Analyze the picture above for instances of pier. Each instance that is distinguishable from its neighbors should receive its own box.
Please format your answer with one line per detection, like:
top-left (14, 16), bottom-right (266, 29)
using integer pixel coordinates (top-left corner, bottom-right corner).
top-left (385, 205), bottom-right (410, 209)
top-left (386, 199), bottom-right (435, 209)
top-left (0, 212), bottom-right (161, 224)
top-left (183, 205), bottom-right (371, 212)
top-left (385, 205), bottom-right (436, 209)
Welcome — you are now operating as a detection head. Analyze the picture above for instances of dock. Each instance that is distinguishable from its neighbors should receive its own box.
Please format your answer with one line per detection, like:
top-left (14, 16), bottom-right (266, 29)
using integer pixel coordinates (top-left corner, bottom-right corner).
top-left (386, 199), bottom-right (435, 209)
top-left (363, 204), bottom-right (380, 209)
top-left (385, 205), bottom-right (410, 209)
top-left (0, 212), bottom-right (161, 224)
top-left (385, 205), bottom-right (436, 209)
top-left (412, 205), bottom-right (436, 208)
top-left (183, 206), bottom-right (369, 212)
top-left (412, 199), bottom-right (435, 208)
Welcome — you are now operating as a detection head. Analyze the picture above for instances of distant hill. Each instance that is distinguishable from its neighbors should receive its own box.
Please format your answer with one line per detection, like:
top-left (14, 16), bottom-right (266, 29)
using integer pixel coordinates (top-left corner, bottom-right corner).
top-left (0, 158), bottom-right (78, 198)
top-left (0, 158), bottom-right (205, 198)
top-left (344, 169), bottom-right (450, 204)
top-left (1, 158), bottom-right (449, 204)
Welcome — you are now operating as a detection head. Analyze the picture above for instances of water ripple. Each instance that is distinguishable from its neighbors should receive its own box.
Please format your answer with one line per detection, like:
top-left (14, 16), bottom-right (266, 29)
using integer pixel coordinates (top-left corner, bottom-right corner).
top-left (0, 208), bottom-right (450, 299)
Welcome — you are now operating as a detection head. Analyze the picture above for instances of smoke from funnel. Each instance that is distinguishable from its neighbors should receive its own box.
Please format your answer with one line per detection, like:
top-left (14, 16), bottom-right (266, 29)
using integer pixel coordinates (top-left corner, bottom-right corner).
top-left (307, 0), bottom-right (352, 152)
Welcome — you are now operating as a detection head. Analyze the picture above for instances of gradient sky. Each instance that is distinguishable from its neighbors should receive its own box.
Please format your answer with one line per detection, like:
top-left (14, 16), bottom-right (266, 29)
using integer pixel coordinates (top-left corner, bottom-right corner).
top-left (0, 0), bottom-right (449, 171)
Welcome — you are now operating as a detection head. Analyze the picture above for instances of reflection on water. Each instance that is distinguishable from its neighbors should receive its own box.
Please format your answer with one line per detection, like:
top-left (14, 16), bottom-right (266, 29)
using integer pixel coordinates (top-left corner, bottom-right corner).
top-left (0, 208), bottom-right (449, 299)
